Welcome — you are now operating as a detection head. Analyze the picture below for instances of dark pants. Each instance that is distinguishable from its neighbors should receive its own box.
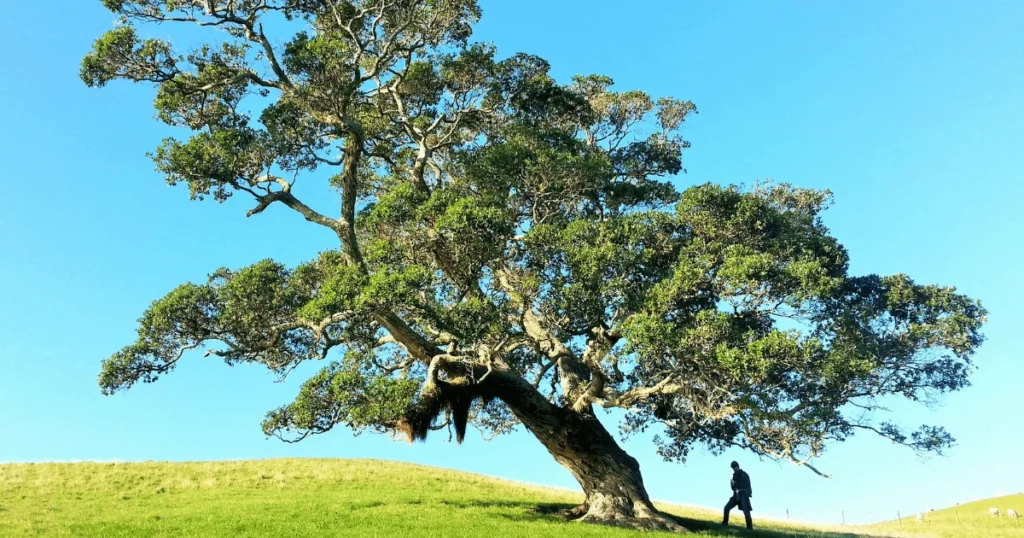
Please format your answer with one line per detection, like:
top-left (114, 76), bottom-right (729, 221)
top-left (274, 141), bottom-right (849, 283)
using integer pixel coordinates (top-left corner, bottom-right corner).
top-left (723, 490), bottom-right (753, 529)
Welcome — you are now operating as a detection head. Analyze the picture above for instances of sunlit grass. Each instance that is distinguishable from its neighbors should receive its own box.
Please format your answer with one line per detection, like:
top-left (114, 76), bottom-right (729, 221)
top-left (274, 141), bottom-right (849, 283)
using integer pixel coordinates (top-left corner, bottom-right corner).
top-left (0, 458), bottom-right (1008, 537)
top-left (865, 492), bottom-right (1024, 538)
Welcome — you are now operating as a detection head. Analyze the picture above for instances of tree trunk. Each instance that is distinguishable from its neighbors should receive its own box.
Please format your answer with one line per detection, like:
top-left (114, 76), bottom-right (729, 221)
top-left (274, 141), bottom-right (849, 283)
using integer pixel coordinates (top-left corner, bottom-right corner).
top-left (488, 372), bottom-right (688, 532)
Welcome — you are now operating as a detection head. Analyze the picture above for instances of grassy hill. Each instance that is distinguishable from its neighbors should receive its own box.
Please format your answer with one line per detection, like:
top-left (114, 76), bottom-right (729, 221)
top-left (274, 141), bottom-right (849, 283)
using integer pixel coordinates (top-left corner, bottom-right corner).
top-left (0, 458), bottom-right (1016, 537)
top-left (867, 492), bottom-right (1024, 538)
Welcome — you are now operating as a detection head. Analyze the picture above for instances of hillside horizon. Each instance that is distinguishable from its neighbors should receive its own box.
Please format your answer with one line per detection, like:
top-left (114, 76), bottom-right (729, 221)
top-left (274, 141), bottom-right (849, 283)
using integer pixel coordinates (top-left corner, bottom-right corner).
top-left (1, 456), bottom-right (1017, 526)
top-left (3, 457), bottom-right (1020, 537)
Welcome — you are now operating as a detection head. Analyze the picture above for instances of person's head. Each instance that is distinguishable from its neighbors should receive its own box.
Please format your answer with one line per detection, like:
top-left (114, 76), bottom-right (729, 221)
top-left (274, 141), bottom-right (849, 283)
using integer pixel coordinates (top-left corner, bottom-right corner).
top-left (730, 461), bottom-right (740, 470)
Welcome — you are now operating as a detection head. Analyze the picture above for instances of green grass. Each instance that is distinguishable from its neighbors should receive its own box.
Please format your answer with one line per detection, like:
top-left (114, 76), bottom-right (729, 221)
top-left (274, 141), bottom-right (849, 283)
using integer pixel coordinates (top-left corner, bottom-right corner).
top-left (866, 492), bottom-right (1024, 538)
top-left (0, 458), bottom-right (1012, 537)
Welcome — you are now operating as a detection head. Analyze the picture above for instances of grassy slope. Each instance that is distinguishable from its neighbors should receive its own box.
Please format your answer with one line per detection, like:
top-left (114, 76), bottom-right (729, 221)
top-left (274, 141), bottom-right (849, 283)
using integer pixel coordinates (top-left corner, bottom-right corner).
top-left (0, 458), bottom-right (1010, 537)
top-left (867, 492), bottom-right (1024, 538)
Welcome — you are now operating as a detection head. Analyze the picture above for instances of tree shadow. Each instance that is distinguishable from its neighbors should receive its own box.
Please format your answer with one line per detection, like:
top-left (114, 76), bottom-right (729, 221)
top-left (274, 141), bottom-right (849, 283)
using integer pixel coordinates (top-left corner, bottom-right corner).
top-left (439, 499), bottom-right (539, 510)
top-left (533, 502), bottom-right (577, 515)
top-left (663, 513), bottom-right (889, 538)
top-left (494, 502), bottom-right (899, 538)
top-left (349, 500), bottom-right (385, 510)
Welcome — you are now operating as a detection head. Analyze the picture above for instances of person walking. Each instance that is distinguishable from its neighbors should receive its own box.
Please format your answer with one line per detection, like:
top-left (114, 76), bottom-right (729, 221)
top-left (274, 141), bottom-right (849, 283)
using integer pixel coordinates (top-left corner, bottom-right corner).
top-left (722, 460), bottom-right (753, 530)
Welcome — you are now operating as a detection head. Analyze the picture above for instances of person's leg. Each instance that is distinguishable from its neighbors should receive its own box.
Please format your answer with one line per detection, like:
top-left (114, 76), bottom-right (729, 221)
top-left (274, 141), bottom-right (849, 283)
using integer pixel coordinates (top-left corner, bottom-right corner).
top-left (737, 492), bottom-right (753, 529)
top-left (722, 496), bottom-right (738, 525)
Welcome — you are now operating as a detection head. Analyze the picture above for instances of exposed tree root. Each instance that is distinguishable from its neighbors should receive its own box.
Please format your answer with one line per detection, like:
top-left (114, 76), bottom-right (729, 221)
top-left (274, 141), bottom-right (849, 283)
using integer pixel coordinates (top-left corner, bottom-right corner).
top-left (557, 503), bottom-right (590, 519)
top-left (558, 501), bottom-right (690, 533)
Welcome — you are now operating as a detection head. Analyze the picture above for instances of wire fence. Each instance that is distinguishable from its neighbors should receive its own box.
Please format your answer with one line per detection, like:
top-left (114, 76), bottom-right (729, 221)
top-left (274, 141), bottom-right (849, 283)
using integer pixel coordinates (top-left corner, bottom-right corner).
top-left (766, 505), bottom-right (1023, 530)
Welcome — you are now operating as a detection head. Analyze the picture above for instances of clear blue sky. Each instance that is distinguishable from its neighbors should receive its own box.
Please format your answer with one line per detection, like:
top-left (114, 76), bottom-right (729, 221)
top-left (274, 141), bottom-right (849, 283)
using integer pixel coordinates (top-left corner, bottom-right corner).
top-left (1, 0), bottom-right (1022, 526)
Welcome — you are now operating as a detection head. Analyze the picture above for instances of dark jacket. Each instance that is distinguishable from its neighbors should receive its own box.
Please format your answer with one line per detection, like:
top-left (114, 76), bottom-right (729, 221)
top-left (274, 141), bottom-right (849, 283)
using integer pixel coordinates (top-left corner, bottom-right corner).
top-left (731, 469), bottom-right (752, 494)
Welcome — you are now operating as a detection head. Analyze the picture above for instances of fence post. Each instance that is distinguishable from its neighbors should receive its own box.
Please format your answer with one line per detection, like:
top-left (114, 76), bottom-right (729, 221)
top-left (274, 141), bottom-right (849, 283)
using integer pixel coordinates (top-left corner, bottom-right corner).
top-left (898, 511), bottom-right (902, 527)
top-left (842, 511), bottom-right (845, 525)
top-left (955, 509), bottom-right (960, 525)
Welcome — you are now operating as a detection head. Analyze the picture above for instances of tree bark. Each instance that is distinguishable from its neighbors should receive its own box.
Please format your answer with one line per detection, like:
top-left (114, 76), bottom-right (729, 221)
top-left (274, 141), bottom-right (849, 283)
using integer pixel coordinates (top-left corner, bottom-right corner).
top-left (487, 372), bottom-right (688, 532)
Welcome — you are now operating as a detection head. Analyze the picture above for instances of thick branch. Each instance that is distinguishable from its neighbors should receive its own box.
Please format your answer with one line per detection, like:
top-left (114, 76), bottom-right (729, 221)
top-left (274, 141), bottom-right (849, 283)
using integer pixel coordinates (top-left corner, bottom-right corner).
top-left (245, 183), bottom-right (344, 236)
top-left (338, 135), bottom-right (365, 264)
top-left (496, 270), bottom-right (591, 407)
top-left (599, 375), bottom-right (681, 409)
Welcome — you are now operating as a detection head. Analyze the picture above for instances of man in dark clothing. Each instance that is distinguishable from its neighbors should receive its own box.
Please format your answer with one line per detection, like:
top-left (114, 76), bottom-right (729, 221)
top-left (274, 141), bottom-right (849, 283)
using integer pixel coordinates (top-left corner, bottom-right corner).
top-left (722, 461), bottom-right (753, 530)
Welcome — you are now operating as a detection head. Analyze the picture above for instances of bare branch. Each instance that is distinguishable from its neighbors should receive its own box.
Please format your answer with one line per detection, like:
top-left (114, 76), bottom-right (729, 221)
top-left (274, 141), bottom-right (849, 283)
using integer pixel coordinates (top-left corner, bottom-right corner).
top-left (531, 359), bottom-right (557, 388)
top-left (798, 461), bottom-right (832, 478)
top-left (244, 186), bottom-right (343, 235)
top-left (599, 375), bottom-right (680, 409)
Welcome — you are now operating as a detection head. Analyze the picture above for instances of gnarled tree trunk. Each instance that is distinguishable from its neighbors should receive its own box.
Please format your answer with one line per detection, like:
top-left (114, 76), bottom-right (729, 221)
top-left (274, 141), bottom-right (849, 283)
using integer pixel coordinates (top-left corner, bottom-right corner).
top-left (488, 371), bottom-right (688, 532)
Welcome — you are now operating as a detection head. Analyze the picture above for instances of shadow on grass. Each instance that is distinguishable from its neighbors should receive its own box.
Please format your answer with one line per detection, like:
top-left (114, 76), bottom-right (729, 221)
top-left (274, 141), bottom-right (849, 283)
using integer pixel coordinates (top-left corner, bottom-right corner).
top-left (440, 499), bottom-right (539, 510)
top-left (493, 502), bottom-right (895, 538)
top-left (350, 501), bottom-right (385, 510)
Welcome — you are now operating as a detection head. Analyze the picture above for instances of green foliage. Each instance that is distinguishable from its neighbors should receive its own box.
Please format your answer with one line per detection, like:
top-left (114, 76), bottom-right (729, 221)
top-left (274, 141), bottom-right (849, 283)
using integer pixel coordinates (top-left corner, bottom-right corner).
top-left (98, 283), bottom-right (218, 394)
top-left (86, 0), bottom-right (985, 475)
top-left (153, 42), bottom-right (255, 128)
top-left (295, 263), bottom-right (368, 323)
top-left (100, 254), bottom-right (381, 395)
top-left (262, 361), bottom-right (421, 439)
top-left (612, 183), bottom-right (983, 463)
top-left (440, 296), bottom-right (503, 342)
top-left (80, 26), bottom-right (175, 87)
top-left (152, 129), bottom-right (269, 201)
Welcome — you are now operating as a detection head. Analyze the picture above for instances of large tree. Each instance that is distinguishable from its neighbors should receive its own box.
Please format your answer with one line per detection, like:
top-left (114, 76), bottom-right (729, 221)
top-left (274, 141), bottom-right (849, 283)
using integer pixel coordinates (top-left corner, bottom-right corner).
top-left (83, 0), bottom-right (986, 531)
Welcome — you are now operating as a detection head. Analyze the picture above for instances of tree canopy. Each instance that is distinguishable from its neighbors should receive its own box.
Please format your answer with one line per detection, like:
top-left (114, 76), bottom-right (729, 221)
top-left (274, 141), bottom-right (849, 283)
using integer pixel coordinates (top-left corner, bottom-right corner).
top-left (83, 0), bottom-right (986, 528)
